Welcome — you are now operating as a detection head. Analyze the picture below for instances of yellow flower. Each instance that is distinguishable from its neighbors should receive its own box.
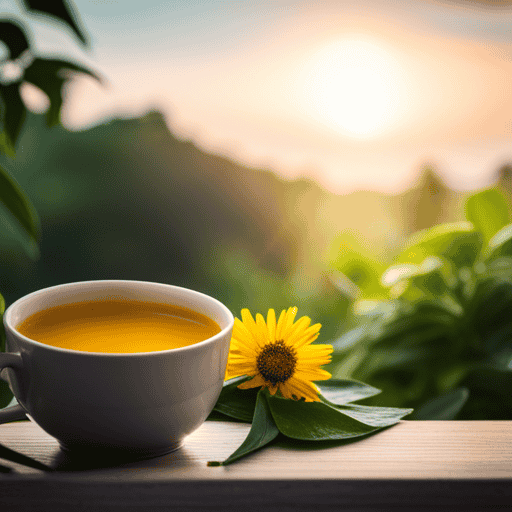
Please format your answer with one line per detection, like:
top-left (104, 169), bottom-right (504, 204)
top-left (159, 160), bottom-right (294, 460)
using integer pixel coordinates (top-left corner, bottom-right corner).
top-left (225, 307), bottom-right (332, 402)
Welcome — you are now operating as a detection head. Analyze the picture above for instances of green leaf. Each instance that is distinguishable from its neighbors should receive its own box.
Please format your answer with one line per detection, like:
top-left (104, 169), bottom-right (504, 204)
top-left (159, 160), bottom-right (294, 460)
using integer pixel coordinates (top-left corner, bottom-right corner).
top-left (334, 404), bottom-right (413, 427)
top-left (0, 20), bottom-right (30, 59)
top-left (397, 222), bottom-right (482, 268)
top-left (381, 263), bottom-right (419, 287)
top-left (23, 57), bottom-right (102, 127)
top-left (329, 346), bottom-right (367, 380)
top-left (374, 307), bottom-right (453, 344)
top-left (0, 132), bottom-right (15, 158)
top-left (412, 388), bottom-right (469, 420)
top-left (410, 257), bottom-right (449, 295)
top-left (211, 376), bottom-right (258, 422)
top-left (330, 326), bottom-right (368, 352)
top-left (442, 232), bottom-right (484, 269)
top-left (0, 381), bottom-right (13, 409)
top-left (0, 306), bottom-right (13, 408)
top-left (472, 280), bottom-right (512, 353)
top-left (317, 379), bottom-right (381, 405)
top-left (484, 224), bottom-right (512, 263)
top-left (328, 236), bottom-right (386, 299)
top-left (207, 389), bottom-right (279, 466)
top-left (484, 257), bottom-right (512, 280)
top-left (355, 346), bottom-right (433, 378)
top-left (266, 394), bottom-right (379, 441)
top-left (0, 162), bottom-right (40, 247)
top-left (465, 188), bottom-right (510, 245)
top-left (22, 0), bottom-right (89, 46)
top-left (0, 83), bottom-right (27, 151)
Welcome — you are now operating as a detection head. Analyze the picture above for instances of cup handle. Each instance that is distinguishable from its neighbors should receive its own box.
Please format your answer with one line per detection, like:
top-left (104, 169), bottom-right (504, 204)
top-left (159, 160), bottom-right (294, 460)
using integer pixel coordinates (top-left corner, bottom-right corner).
top-left (0, 352), bottom-right (27, 424)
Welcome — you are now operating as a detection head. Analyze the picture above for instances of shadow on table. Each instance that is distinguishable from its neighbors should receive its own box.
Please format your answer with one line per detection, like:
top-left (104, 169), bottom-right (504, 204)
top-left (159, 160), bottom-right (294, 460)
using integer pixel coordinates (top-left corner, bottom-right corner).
top-left (50, 444), bottom-right (198, 472)
top-left (0, 441), bottom-right (199, 473)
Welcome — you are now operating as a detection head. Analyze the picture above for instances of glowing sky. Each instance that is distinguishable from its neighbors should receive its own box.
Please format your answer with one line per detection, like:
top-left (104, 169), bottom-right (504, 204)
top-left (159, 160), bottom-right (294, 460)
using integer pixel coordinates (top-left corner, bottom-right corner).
top-left (4, 0), bottom-right (512, 193)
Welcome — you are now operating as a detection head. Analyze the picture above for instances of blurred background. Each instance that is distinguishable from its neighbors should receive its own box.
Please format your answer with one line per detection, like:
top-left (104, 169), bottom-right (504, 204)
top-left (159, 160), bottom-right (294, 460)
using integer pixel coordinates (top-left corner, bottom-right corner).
top-left (1, 0), bottom-right (512, 416)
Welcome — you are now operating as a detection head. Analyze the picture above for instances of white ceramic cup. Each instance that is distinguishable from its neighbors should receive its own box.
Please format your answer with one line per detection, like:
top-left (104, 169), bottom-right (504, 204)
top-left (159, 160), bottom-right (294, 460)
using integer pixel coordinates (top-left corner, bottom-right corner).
top-left (0, 280), bottom-right (234, 459)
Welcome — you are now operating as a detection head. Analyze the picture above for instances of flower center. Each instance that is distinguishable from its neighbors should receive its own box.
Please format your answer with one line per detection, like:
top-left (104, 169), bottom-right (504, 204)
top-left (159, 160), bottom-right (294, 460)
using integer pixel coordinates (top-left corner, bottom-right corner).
top-left (257, 340), bottom-right (297, 386)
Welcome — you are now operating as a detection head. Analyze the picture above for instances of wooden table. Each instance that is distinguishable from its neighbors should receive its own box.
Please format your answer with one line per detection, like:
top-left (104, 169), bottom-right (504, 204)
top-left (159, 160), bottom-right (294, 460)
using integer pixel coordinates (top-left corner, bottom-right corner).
top-left (0, 420), bottom-right (510, 511)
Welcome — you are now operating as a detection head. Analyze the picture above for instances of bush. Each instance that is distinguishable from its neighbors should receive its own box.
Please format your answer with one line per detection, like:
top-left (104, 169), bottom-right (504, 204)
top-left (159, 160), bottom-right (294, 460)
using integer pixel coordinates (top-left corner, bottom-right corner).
top-left (329, 188), bottom-right (512, 419)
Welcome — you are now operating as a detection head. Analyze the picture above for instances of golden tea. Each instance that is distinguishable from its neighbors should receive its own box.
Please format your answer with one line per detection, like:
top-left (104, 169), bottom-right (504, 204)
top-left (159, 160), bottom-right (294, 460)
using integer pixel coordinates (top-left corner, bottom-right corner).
top-left (16, 298), bottom-right (221, 353)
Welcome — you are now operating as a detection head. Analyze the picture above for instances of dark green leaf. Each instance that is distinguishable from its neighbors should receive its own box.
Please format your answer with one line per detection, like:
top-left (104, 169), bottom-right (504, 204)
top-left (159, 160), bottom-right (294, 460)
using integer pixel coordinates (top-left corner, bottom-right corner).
top-left (0, 162), bottom-right (40, 245)
top-left (335, 403), bottom-right (413, 426)
top-left (441, 232), bottom-right (483, 268)
top-left (206, 409), bottom-right (251, 423)
top-left (22, 0), bottom-right (89, 46)
top-left (472, 280), bottom-right (512, 353)
top-left (412, 388), bottom-right (469, 420)
top-left (357, 346), bottom-right (433, 376)
top-left (211, 376), bottom-right (258, 422)
top-left (266, 394), bottom-right (379, 441)
top-left (463, 367), bottom-right (512, 397)
top-left (465, 188), bottom-right (510, 245)
top-left (0, 83), bottom-right (27, 151)
top-left (23, 57), bottom-right (102, 127)
top-left (0, 20), bottom-right (30, 59)
top-left (317, 379), bottom-right (381, 405)
top-left (411, 268), bottom-right (448, 298)
top-left (207, 389), bottom-right (279, 466)
top-left (0, 378), bottom-right (13, 408)
top-left (376, 319), bottom-right (452, 348)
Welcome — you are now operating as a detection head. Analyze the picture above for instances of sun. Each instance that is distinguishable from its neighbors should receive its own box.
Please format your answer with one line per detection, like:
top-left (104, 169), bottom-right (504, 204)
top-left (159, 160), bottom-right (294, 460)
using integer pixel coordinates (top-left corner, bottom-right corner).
top-left (302, 38), bottom-right (409, 139)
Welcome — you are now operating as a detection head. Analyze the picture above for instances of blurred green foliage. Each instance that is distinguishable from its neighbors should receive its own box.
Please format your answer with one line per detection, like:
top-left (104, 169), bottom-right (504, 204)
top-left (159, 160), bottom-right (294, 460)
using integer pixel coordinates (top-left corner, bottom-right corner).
top-left (0, 0), bottom-right (99, 406)
top-left (329, 187), bottom-right (512, 419)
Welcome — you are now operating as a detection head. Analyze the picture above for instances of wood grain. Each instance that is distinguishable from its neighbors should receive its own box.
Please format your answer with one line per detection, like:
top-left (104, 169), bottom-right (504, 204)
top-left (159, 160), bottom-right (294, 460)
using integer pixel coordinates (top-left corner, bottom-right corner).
top-left (0, 420), bottom-right (510, 511)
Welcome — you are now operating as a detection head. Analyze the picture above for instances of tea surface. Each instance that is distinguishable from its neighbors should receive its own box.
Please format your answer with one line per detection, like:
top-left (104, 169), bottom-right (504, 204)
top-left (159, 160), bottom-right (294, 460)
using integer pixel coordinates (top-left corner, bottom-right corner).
top-left (16, 299), bottom-right (221, 353)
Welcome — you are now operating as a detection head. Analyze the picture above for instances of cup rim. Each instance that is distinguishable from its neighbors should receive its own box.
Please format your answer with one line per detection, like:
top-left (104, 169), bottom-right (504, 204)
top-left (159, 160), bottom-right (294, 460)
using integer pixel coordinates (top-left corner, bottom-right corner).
top-left (3, 280), bottom-right (235, 357)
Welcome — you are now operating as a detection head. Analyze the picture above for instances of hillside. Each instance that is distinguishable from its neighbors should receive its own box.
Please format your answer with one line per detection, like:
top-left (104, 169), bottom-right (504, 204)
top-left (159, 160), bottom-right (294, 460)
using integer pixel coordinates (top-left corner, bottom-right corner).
top-left (0, 110), bottom-right (466, 338)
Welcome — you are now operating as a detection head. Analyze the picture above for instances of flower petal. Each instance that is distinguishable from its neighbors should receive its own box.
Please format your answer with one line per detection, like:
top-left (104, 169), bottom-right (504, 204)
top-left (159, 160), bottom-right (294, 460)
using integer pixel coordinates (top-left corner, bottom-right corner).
top-left (296, 344), bottom-right (333, 364)
top-left (294, 367), bottom-right (332, 381)
top-left (232, 318), bottom-right (259, 354)
top-left (267, 383), bottom-right (279, 396)
top-left (255, 313), bottom-right (270, 345)
top-left (267, 309), bottom-right (276, 342)
top-left (293, 324), bottom-right (322, 348)
top-left (241, 308), bottom-right (256, 330)
top-left (280, 307), bottom-right (298, 339)
top-left (241, 309), bottom-right (266, 348)
top-left (285, 376), bottom-right (321, 402)
top-left (275, 309), bottom-right (287, 340)
top-left (237, 374), bottom-right (265, 389)
top-left (283, 316), bottom-right (312, 347)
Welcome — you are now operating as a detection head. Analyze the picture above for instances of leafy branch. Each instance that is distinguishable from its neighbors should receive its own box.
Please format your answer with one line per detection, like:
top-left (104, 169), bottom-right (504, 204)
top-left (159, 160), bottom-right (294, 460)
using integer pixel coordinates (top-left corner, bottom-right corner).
top-left (0, 0), bottom-right (101, 407)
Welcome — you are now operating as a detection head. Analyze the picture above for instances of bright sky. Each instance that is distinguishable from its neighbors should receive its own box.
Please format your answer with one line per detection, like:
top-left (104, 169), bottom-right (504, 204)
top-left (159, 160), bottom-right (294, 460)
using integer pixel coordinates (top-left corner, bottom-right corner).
top-left (4, 0), bottom-right (512, 193)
